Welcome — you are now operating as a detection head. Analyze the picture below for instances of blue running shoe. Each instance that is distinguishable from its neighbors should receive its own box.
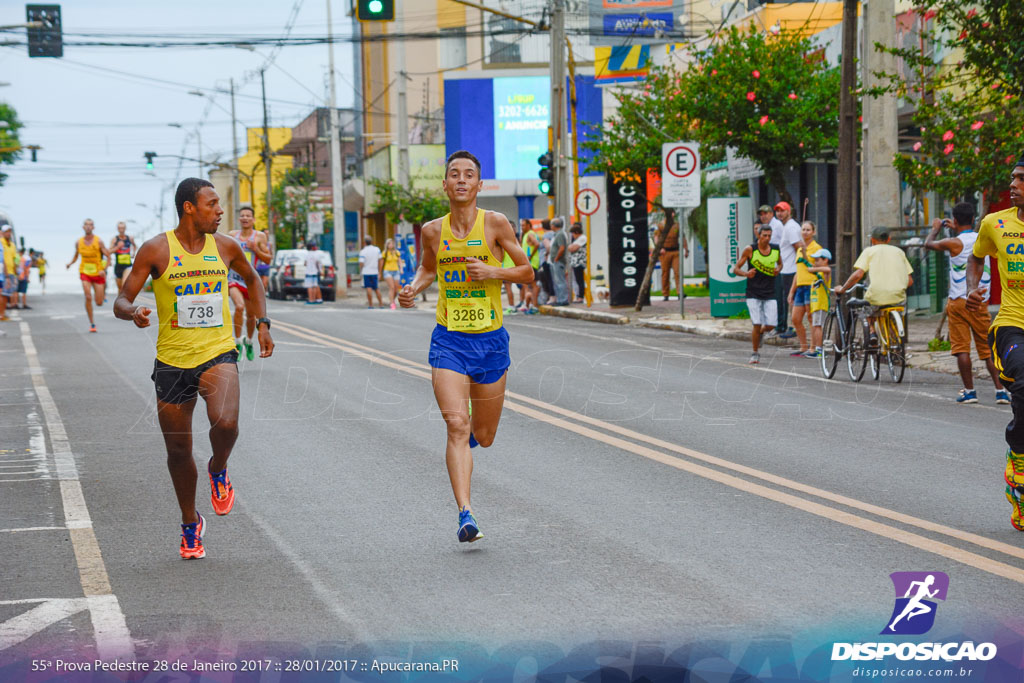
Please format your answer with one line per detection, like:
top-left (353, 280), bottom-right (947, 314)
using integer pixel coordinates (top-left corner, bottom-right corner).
top-left (956, 389), bottom-right (978, 404)
top-left (469, 433), bottom-right (479, 448)
top-left (458, 508), bottom-right (483, 542)
top-left (996, 390), bottom-right (1011, 405)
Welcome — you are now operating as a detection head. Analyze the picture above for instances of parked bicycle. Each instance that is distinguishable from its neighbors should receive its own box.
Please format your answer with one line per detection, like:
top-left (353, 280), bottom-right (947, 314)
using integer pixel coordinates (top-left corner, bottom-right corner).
top-left (820, 285), bottom-right (862, 380)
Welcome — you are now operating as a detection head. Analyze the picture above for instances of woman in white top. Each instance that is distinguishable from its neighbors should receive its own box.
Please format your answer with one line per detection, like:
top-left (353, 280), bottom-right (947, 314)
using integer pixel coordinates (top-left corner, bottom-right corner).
top-left (568, 222), bottom-right (587, 302)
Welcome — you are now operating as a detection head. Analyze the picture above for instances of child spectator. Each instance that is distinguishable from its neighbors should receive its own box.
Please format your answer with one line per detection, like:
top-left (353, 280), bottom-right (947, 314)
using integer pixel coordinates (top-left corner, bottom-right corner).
top-left (805, 247), bottom-right (833, 357)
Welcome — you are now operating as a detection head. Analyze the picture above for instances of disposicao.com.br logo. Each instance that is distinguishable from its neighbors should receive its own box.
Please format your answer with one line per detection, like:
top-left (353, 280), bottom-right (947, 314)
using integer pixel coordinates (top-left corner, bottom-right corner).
top-left (831, 572), bottom-right (997, 663)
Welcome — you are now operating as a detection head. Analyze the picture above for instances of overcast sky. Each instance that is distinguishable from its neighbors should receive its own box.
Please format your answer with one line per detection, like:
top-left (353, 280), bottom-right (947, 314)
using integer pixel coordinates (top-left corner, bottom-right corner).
top-left (0, 0), bottom-right (357, 291)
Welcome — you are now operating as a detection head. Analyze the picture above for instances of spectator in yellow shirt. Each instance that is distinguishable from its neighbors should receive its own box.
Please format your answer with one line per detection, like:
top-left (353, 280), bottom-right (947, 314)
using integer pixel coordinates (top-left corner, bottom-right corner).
top-left (787, 220), bottom-right (824, 356)
top-left (832, 227), bottom-right (914, 334)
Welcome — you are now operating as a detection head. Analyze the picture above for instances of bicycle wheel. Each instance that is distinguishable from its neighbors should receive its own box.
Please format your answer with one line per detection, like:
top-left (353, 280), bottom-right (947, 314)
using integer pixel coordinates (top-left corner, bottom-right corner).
top-left (820, 311), bottom-right (841, 379)
top-left (887, 310), bottom-right (907, 383)
top-left (869, 317), bottom-right (880, 381)
top-left (847, 314), bottom-right (869, 382)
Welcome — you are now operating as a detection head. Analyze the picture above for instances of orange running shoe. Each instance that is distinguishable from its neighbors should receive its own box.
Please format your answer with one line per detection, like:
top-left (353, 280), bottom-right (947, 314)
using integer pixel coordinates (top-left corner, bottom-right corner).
top-left (208, 459), bottom-right (235, 516)
top-left (179, 514), bottom-right (206, 559)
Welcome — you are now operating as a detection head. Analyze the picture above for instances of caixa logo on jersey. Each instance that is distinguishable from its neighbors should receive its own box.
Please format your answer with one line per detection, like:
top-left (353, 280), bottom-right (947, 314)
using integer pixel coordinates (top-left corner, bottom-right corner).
top-left (606, 174), bottom-right (649, 307)
top-left (831, 572), bottom-right (997, 662)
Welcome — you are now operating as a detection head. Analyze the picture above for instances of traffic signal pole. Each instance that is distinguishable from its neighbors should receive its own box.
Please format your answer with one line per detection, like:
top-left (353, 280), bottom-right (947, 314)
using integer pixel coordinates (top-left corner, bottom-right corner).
top-left (549, 0), bottom-right (568, 220)
top-left (326, 0), bottom-right (347, 297)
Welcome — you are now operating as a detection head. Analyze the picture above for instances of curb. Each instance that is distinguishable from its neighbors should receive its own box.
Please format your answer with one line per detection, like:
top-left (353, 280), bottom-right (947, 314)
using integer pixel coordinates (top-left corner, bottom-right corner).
top-left (537, 305), bottom-right (629, 325)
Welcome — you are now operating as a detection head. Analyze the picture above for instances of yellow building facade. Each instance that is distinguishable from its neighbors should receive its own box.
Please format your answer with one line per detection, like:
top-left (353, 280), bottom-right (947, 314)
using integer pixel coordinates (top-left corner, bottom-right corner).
top-left (237, 127), bottom-right (294, 228)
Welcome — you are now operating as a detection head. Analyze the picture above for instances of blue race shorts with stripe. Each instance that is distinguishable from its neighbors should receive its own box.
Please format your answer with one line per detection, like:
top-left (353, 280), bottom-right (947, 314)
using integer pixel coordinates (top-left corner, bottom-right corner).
top-left (429, 324), bottom-right (510, 385)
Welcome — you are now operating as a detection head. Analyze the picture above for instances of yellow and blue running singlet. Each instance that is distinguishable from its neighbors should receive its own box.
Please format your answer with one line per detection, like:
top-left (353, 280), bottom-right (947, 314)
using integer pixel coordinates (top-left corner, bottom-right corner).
top-left (152, 231), bottom-right (235, 369)
top-left (429, 209), bottom-right (510, 385)
top-left (435, 209), bottom-right (503, 333)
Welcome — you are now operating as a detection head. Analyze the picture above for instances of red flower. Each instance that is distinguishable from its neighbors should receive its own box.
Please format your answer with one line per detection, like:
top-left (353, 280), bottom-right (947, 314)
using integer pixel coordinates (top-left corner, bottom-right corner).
top-left (942, 130), bottom-right (954, 141)
top-left (923, 9), bottom-right (937, 20)
top-left (944, 143), bottom-right (954, 155)
top-left (788, 92), bottom-right (798, 100)
top-left (971, 121), bottom-right (984, 131)
top-left (759, 115), bottom-right (769, 125)
top-left (913, 142), bottom-right (922, 151)
top-left (752, 70), bottom-right (760, 79)
top-left (746, 92), bottom-right (756, 101)
top-left (711, 69), bottom-right (717, 75)
top-left (966, 8), bottom-right (977, 18)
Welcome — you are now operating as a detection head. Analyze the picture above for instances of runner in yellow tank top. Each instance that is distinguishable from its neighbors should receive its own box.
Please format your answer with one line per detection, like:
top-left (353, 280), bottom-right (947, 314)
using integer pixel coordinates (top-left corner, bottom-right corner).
top-left (114, 178), bottom-right (275, 559)
top-left (65, 219), bottom-right (112, 332)
top-left (399, 150), bottom-right (534, 543)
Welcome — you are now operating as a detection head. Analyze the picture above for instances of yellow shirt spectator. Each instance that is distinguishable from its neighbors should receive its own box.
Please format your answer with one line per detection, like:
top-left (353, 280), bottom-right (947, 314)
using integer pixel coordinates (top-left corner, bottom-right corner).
top-left (795, 239), bottom-right (823, 287)
top-left (853, 244), bottom-right (913, 307)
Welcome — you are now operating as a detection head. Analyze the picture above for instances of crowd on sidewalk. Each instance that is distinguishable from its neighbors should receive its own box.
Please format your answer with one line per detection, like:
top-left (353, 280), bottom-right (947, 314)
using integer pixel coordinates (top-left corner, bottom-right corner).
top-left (0, 222), bottom-right (48, 326)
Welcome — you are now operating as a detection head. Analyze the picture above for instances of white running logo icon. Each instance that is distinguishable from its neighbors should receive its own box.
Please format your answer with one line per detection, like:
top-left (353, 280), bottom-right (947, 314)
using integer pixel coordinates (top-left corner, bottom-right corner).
top-left (888, 574), bottom-right (939, 631)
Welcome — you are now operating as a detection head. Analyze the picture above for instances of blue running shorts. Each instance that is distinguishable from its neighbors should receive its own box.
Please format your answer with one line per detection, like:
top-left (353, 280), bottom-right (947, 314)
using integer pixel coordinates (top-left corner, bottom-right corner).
top-left (362, 274), bottom-right (379, 290)
top-left (429, 324), bottom-right (510, 385)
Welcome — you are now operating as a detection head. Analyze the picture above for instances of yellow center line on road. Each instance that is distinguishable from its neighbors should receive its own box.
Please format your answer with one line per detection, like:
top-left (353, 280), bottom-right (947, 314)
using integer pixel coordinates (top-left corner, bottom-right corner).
top-left (272, 318), bottom-right (1024, 582)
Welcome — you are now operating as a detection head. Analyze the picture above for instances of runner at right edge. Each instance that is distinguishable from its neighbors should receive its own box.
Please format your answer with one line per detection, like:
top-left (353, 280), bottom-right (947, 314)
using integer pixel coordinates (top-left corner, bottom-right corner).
top-left (967, 155), bottom-right (1024, 531)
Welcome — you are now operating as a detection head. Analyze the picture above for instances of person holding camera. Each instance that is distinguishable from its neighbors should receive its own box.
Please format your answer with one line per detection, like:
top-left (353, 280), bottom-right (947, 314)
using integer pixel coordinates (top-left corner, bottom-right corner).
top-left (925, 202), bottom-right (1008, 405)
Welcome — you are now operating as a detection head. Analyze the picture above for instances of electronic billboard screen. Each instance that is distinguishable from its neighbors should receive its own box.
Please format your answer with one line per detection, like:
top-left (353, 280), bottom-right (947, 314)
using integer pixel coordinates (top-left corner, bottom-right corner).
top-left (445, 74), bottom-right (603, 182)
top-left (492, 76), bottom-right (549, 180)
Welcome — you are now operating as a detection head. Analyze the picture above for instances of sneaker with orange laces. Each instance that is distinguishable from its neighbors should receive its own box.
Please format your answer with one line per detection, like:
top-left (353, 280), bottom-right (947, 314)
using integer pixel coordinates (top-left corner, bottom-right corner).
top-left (179, 514), bottom-right (206, 559)
top-left (208, 459), bottom-right (235, 515)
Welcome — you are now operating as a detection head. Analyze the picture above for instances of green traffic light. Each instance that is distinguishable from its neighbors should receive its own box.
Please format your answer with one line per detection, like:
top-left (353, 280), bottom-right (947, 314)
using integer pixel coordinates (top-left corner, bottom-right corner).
top-left (368, 0), bottom-right (383, 13)
top-left (146, 162), bottom-right (153, 169)
top-left (538, 180), bottom-right (551, 194)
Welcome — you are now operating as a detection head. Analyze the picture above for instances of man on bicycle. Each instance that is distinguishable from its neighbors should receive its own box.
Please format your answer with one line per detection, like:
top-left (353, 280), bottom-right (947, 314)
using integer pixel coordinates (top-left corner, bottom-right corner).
top-left (832, 226), bottom-right (914, 340)
top-left (968, 156), bottom-right (1024, 531)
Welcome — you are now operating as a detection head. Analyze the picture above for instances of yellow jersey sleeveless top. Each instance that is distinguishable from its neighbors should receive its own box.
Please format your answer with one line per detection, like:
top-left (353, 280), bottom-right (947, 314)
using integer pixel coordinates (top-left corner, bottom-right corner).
top-left (77, 236), bottom-right (103, 276)
top-left (152, 231), bottom-right (235, 368)
top-left (435, 209), bottom-right (503, 333)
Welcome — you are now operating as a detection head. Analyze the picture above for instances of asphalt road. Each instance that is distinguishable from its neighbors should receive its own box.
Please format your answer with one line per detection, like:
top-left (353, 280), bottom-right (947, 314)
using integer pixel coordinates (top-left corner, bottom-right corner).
top-left (1, 293), bottom-right (1021, 679)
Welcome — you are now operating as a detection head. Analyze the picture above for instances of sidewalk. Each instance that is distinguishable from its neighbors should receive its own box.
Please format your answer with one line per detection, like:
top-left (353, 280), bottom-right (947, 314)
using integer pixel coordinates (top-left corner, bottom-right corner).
top-left (538, 295), bottom-right (985, 380)
top-left (323, 285), bottom-right (978, 380)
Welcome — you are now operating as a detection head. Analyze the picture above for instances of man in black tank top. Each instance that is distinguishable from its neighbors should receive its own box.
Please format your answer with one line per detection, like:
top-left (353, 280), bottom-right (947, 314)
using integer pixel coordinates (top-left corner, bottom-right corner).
top-left (731, 224), bottom-right (781, 364)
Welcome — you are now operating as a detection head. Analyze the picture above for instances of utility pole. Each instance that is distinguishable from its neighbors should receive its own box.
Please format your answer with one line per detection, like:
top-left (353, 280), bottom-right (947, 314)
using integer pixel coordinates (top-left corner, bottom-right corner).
top-left (196, 128), bottom-right (203, 177)
top-left (260, 68), bottom-right (275, 239)
top-left (861, 0), bottom-right (900, 237)
top-left (230, 77), bottom-right (241, 229)
top-left (326, 0), bottom-right (347, 297)
top-left (549, 0), bottom-right (568, 220)
top-left (396, 7), bottom-right (410, 192)
top-left (836, 0), bottom-right (859, 279)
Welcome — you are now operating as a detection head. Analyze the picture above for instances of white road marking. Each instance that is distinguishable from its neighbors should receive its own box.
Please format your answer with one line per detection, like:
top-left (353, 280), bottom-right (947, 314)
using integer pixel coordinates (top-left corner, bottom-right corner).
top-left (13, 322), bottom-right (133, 659)
top-left (0, 599), bottom-right (89, 650)
top-left (0, 527), bottom-right (68, 533)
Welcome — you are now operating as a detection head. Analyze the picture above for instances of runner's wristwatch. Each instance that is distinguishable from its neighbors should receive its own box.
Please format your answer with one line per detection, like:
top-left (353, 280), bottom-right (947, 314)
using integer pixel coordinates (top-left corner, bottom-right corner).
top-left (256, 317), bottom-right (271, 330)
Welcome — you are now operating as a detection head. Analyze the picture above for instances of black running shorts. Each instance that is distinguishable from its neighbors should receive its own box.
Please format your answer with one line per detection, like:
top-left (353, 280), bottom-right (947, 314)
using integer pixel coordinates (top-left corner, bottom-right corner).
top-left (151, 350), bottom-right (238, 405)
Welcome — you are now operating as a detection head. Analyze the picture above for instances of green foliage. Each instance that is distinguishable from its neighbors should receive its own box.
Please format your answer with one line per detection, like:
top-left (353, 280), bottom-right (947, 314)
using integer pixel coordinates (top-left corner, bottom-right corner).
top-left (682, 284), bottom-right (709, 297)
top-left (870, 1), bottom-right (1024, 205)
top-left (582, 23), bottom-right (841, 205)
top-left (928, 337), bottom-right (951, 352)
top-left (268, 167), bottom-right (332, 249)
top-left (728, 308), bottom-right (751, 319)
top-left (369, 178), bottom-right (449, 226)
top-left (0, 103), bottom-right (24, 186)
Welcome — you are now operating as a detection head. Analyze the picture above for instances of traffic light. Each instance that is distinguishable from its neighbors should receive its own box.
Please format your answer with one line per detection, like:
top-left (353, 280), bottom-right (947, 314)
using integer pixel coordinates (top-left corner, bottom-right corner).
top-left (356, 0), bottom-right (394, 22)
top-left (26, 4), bottom-right (62, 58)
top-left (537, 150), bottom-right (554, 196)
top-left (144, 151), bottom-right (157, 169)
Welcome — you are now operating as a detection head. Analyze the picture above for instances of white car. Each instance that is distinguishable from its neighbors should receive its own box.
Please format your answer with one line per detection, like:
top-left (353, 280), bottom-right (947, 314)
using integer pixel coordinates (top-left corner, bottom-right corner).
top-left (267, 249), bottom-right (337, 301)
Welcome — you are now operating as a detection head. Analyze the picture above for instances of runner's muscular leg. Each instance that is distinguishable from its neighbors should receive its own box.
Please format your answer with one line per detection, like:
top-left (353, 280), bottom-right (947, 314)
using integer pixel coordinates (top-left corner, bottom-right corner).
top-left (156, 398), bottom-right (200, 524)
top-left (229, 287), bottom-right (245, 338)
top-left (432, 367), bottom-right (473, 510)
top-left (93, 281), bottom-right (104, 306)
top-left (469, 371), bottom-right (507, 447)
top-left (198, 361), bottom-right (240, 474)
top-left (80, 279), bottom-right (94, 325)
